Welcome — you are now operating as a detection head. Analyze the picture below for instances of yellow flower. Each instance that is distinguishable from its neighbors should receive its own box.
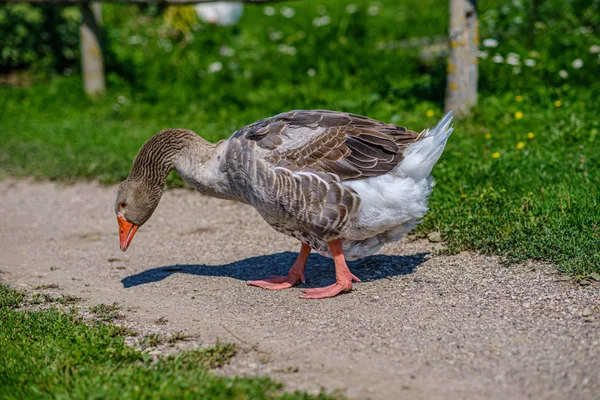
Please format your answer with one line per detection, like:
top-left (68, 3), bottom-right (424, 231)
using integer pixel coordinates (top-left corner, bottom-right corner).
top-left (485, 132), bottom-right (492, 139)
top-left (492, 152), bottom-right (501, 159)
top-left (527, 132), bottom-right (535, 139)
top-left (426, 109), bottom-right (435, 117)
top-left (516, 142), bottom-right (525, 149)
top-left (515, 95), bottom-right (523, 102)
top-left (555, 100), bottom-right (562, 107)
top-left (514, 111), bottom-right (524, 120)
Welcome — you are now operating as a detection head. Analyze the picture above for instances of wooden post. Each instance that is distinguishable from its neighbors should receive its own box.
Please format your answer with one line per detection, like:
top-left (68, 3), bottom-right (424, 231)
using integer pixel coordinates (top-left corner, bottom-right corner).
top-left (80, 3), bottom-right (105, 98)
top-left (444, 0), bottom-right (478, 118)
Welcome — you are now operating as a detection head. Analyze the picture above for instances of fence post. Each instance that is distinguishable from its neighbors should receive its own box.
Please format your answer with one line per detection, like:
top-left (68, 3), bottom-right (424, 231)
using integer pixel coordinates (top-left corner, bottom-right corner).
top-left (444, 0), bottom-right (478, 118)
top-left (80, 3), bottom-right (105, 98)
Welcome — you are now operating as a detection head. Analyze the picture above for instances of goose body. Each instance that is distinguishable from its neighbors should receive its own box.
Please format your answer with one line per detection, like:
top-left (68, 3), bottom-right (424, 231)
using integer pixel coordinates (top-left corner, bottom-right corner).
top-left (116, 110), bottom-right (453, 298)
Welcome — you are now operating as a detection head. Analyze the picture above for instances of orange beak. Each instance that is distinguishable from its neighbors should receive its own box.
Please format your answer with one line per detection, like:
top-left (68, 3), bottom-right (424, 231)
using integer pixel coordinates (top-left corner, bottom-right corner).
top-left (118, 215), bottom-right (138, 252)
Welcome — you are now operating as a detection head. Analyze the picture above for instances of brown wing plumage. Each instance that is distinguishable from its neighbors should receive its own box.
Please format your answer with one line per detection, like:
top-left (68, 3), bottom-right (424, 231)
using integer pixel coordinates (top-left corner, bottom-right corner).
top-left (231, 110), bottom-right (423, 180)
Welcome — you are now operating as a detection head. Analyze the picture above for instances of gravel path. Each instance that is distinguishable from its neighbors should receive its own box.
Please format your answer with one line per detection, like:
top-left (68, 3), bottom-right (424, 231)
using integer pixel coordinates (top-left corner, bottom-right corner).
top-left (1, 180), bottom-right (598, 400)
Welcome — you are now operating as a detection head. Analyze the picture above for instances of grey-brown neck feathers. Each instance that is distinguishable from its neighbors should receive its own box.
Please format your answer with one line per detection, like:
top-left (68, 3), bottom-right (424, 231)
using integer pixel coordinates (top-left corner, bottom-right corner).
top-left (129, 129), bottom-right (208, 189)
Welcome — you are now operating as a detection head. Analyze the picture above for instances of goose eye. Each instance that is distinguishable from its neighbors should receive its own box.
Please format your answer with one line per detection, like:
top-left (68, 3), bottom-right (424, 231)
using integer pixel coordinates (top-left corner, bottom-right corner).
top-left (120, 202), bottom-right (127, 209)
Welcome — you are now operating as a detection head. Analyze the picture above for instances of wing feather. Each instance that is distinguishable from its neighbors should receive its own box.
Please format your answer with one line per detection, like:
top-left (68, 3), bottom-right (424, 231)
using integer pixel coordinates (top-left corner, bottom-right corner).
top-left (231, 110), bottom-right (421, 181)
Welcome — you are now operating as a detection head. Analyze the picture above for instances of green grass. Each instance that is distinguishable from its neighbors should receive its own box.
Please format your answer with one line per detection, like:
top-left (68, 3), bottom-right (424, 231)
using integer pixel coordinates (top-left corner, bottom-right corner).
top-left (0, 284), bottom-right (331, 399)
top-left (0, 0), bottom-right (598, 276)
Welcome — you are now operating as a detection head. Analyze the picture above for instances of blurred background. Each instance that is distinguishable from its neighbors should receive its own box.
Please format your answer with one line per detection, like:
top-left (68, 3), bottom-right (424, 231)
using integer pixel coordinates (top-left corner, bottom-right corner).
top-left (0, 0), bottom-right (598, 274)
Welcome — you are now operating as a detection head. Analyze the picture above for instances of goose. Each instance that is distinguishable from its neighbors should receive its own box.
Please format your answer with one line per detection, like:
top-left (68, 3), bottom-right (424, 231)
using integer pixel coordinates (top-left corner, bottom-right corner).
top-left (115, 110), bottom-right (453, 298)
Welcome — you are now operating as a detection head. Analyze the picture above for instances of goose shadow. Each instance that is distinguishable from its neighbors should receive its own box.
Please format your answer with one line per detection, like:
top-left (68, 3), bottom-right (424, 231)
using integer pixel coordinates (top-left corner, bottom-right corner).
top-left (121, 252), bottom-right (428, 289)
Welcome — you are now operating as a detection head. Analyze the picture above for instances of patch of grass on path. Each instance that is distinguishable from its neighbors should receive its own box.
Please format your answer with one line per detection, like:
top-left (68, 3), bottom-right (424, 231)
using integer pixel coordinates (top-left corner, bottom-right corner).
top-left (0, 284), bottom-right (332, 399)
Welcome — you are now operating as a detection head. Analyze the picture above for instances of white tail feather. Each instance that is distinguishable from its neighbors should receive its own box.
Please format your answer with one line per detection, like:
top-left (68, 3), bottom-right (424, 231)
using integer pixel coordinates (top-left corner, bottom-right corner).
top-left (397, 111), bottom-right (454, 180)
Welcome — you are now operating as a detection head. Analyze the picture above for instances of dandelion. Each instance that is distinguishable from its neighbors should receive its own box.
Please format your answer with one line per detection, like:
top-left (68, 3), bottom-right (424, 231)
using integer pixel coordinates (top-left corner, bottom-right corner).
top-left (263, 6), bottom-right (275, 16)
top-left (516, 142), bottom-right (525, 149)
top-left (281, 7), bottom-right (295, 18)
top-left (208, 61), bottom-right (223, 73)
top-left (277, 44), bottom-right (297, 55)
top-left (559, 70), bottom-right (568, 79)
top-left (219, 45), bottom-right (235, 57)
top-left (527, 132), bottom-right (535, 139)
top-left (506, 53), bottom-right (520, 66)
top-left (514, 111), bottom-right (523, 120)
top-left (426, 109), bottom-right (434, 117)
top-left (307, 68), bottom-right (316, 77)
top-left (483, 38), bottom-right (499, 48)
top-left (524, 59), bottom-right (536, 67)
top-left (312, 15), bottom-right (331, 27)
top-left (493, 55), bottom-right (504, 64)
top-left (485, 133), bottom-right (492, 140)
top-left (590, 45), bottom-right (600, 55)
top-left (368, 4), bottom-right (380, 16)
top-left (515, 95), bottom-right (523, 102)
top-left (346, 4), bottom-right (357, 14)
top-left (572, 59), bottom-right (583, 69)
top-left (268, 30), bottom-right (283, 41)
top-left (492, 152), bottom-right (501, 159)
top-left (554, 100), bottom-right (562, 108)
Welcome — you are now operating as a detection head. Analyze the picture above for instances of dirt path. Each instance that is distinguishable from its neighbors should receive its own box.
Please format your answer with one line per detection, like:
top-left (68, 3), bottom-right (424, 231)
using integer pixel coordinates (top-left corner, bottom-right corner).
top-left (1, 180), bottom-right (598, 400)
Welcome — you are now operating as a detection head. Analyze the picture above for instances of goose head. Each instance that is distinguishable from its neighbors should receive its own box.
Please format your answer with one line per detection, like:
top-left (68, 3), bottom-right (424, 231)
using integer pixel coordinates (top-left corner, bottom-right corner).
top-left (115, 178), bottom-right (162, 251)
top-left (114, 128), bottom-right (214, 252)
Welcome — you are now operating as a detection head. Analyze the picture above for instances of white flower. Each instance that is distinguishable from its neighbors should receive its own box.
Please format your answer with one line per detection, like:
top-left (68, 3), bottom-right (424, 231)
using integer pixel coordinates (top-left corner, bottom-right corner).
top-left (506, 52), bottom-right (520, 66)
top-left (483, 38), bottom-right (499, 48)
top-left (268, 30), bottom-right (283, 41)
top-left (559, 70), bottom-right (568, 79)
top-left (128, 35), bottom-right (142, 45)
top-left (477, 50), bottom-right (489, 59)
top-left (589, 45), bottom-right (600, 54)
top-left (512, 67), bottom-right (521, 74)
top-left (263, 6), bottom-right (275, 16)
top-left (368, 5), bottom-right (380, 16)
top-left (580, 26), bottom-right (592, 35)
top-left (117, 95), bottom-right (127, 104)
top-left (208, 61), bottom-right (223, 73)
top-left (493, 55), bottom-right (504, 64)
top-left (346, 4), bottom-right (357, 14)
top-left (524, 59), bottom-right (536, 67)
top-left (528, 50), bottom-right (539, 58)
top-left (281, 7), bottom-right (295, 18)
top-left (277, 44), bottom-right (297, 55)
top-left (513, 16), bottom-right (522, 24)
top-left (313, 15), bottom-right (331, 27)
top-left (572, 59), bottom-right (583, 69)
top-left (219, 45), bottom-right (235, 57)
top-left (307, 68), bottom-right (316, 77)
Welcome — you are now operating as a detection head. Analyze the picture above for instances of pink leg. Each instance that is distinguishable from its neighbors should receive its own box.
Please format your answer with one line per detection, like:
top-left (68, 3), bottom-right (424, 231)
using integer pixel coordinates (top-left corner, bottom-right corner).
top-left (247, 243), bottom-right (311, 290)
top-left (302, 240), bottom-right (360, 299)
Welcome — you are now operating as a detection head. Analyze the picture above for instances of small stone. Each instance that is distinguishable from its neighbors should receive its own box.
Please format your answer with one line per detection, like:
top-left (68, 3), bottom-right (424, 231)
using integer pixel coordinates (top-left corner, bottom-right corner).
top-left (427, 231), bottom-right (442, 243)
top-left (413, 276), bottom-right (423, 283)
top-left (369, 296), bottom-right (380, 302)
top-left (582, 308), bottom-right (591, 317)
top-left (522, 302), bottom-right (531, 308)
